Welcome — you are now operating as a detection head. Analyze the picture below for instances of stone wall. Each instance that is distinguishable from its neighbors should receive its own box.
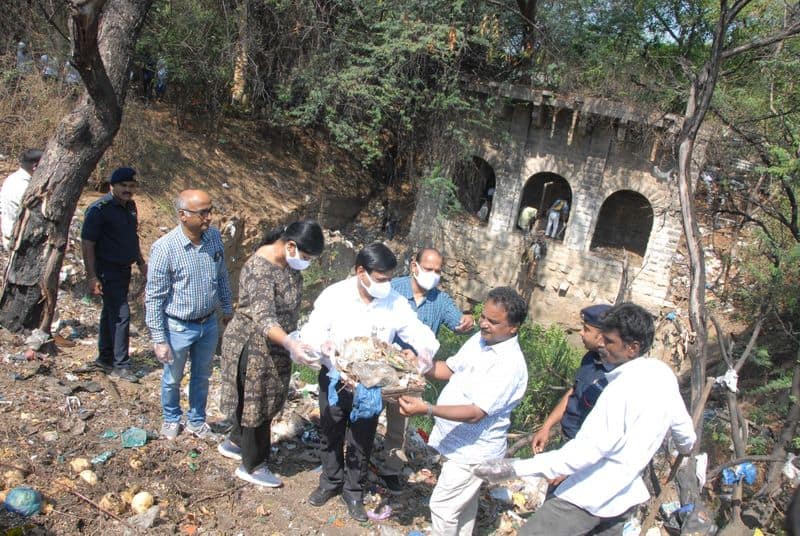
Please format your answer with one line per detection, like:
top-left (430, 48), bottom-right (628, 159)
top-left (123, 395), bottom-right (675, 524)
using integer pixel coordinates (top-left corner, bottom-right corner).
top-left (410, 94), bottom-right (691, 320)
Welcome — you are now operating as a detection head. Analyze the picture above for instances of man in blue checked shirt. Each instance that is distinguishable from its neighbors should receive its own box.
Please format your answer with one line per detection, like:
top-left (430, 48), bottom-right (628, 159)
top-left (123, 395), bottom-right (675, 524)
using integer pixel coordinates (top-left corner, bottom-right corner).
top-left (145, 189), bottom-right (233, 440)
top-left (375, 247), bottom-right (474, 492)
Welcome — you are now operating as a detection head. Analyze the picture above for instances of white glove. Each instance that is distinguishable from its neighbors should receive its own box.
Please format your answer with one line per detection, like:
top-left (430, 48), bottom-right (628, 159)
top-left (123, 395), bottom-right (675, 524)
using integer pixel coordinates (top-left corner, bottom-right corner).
top-left (283, 338), bottom-right (320, 368)
top-left (473, 459), bottom-right (517, 483)
top-left (415, 350), bottom-right (433, 375)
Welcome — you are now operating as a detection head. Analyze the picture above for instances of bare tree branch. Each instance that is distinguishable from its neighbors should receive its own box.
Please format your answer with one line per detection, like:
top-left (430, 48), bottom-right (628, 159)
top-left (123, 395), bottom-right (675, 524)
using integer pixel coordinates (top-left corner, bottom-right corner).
top-left (721, 21), bottom-right (800, 60)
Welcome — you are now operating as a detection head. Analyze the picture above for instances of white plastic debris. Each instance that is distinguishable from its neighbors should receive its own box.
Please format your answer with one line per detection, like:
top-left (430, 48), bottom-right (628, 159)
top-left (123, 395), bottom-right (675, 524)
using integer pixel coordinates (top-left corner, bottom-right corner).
top-left (783, 453), bottom-right (800, 485)
top-left (715, 368), bottom-right (738, 393)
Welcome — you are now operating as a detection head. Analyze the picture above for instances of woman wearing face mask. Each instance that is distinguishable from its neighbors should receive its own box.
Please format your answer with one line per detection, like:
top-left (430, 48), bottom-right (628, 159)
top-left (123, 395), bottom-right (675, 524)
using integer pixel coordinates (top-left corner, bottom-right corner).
top-left (217, 220), bottom-right (324, 487)
top-left (298, 242), bottom-right (440, 521)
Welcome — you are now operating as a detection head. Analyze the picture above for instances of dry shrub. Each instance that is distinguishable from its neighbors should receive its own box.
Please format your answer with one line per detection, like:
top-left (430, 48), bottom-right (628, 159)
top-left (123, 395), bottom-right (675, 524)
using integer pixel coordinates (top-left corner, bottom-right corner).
top-left (0, 53), bottom-right (158, 188)
top-left (0, 58), bottom-right (75, 159)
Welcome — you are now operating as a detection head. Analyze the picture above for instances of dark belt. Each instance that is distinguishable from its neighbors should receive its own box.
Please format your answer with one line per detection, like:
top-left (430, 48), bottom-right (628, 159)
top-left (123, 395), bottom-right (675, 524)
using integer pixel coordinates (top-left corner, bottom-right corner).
top-left (167, 313), bottom-right (214, 324)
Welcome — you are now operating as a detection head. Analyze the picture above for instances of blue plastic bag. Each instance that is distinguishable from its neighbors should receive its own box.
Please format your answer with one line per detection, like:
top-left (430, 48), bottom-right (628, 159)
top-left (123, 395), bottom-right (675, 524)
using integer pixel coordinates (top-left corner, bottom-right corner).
top-left (350, 384), bottom-right (383, 421)
top-left (327, 368), bottom-right (341, 407)
top-left (4, 486), bottom-right (42, 517)
top-left (721, 462), bottom-right (757, 485)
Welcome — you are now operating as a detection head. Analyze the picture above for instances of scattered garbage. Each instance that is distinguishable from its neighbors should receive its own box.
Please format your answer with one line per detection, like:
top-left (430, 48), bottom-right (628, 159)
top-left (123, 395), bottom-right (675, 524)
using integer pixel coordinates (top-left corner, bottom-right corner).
top-left (99, 492), bottom-right (125, 515)
top-left (128, 505), bottom-right (160, 530)
top-left (783, 453), bottom-right (800, 485)
top-left (489, 487), bottom-right (513, 504)
top-left (91, 450), bottom-right (114, 465)
top-left (131, 491), bottom-right (154, 514)
top-left (79, 469), bottom-right (98, 485)
top-left (301, 428), bottom-right (321, 445)
top-left (661, 500), bottom-right (681, 517)
top-left (665, 311), bottom-right (677, 321)
top-left (4, 486), bottom-right (43, 517)
top-left (722, 462), bottom-right (757, 486)
top-left (4, 469), bottom-right (26, 488)
top-left (70, 458), bottom-right (91, 473)
top-left (622, 517), bottom-right (641, 535)
top-left (25, 329), bottom-right (51, 351)
top-left (121, 427), bottom-right (148, 448)
top-left (366, 504), bottom-right (393, 521)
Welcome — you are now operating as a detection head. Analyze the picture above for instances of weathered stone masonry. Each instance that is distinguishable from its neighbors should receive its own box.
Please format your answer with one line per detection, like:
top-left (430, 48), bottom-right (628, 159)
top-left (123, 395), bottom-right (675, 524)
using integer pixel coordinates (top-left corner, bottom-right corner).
top-left (410, 84), bottom-right (697, 320)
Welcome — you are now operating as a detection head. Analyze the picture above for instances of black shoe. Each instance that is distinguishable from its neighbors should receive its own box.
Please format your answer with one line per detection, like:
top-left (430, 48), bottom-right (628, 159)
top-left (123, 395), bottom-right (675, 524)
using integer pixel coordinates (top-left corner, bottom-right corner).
top-left (378, 473), bottom-right (404, 494)
top-left (74, 360), bottom-right (112, 374)
top-left (340, 496), bottom-right (368, 522)
top-left (110, 367), bottom-right (139, 383)
top-left (308, 486), bottom-right (340, 507)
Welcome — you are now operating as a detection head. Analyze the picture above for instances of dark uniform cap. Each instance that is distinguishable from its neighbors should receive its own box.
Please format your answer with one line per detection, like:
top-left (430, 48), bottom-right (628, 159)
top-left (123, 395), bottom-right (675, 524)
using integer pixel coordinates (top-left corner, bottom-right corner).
top-left (580, 304), bottom-right (612, 328)
top-left (109, 167), bottom-right (137, 184)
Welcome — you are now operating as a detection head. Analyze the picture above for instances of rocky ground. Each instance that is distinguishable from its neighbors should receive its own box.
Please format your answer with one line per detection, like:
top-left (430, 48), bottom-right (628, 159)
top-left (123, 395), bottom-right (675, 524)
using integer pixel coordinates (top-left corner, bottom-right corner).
top-left (0, 275), bottom-right (542, 535)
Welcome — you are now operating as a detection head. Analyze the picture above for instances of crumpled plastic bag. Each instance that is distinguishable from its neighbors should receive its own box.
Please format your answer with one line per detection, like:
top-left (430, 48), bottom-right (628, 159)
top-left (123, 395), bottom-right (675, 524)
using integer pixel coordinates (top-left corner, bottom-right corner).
top-left (722, 462), bottom-right (757, 485)
top-left (350, 383), bottom-right (383, 421)
top-left (473, 458), bottom-right (517, 483)
top-left (4, 486), bottom-right (42, 517)
top-left (350, 361), bottom-right (398, 388)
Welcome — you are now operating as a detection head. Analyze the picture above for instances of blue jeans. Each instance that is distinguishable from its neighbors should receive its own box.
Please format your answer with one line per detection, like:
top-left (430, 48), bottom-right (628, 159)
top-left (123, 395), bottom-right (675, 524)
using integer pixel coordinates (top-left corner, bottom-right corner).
top-left (161, 316), bottom-right (218, 426)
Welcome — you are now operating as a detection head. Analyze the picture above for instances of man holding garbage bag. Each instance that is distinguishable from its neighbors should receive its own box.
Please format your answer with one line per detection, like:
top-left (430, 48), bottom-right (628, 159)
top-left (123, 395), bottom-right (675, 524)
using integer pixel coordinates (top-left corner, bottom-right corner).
top-left (472, 303), bottom-right (696, 536)
top-left (298, 242), bottom-right (439, 522)
top-left (398, 287), bottom-right (529, 536)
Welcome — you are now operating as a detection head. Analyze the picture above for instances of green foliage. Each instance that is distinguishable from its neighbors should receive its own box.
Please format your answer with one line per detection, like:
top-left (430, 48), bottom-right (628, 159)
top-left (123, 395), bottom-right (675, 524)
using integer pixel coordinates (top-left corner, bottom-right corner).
top-left (421, 164), bottom-right (463, 217)
top-left (513, 323), bottom-right (583, 431)
top-left (137, 0), bottom-right (236, 121)
top-left (423, 311), bottom-right (583, 434)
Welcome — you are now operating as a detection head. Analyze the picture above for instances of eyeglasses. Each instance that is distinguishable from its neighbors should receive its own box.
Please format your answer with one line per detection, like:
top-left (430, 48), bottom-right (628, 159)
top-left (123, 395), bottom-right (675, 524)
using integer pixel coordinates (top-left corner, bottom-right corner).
top-left (181, 207), bottom-right (214, 217)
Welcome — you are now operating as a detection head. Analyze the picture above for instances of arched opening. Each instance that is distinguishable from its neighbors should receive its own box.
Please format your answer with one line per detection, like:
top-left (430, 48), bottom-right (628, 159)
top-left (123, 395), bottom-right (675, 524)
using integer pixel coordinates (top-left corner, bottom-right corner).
top-left (518, 172), bottom-right (572, 241)
top-left (590, 190), bottom-right (653, 260)
top-left (451, 156), bottom-right (496, 218)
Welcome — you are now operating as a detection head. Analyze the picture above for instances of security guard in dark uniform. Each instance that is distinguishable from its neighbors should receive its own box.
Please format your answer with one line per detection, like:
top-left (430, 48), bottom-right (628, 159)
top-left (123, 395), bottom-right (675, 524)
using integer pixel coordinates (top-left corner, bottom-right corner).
top-left (76, 167), bottom-right (147, 383)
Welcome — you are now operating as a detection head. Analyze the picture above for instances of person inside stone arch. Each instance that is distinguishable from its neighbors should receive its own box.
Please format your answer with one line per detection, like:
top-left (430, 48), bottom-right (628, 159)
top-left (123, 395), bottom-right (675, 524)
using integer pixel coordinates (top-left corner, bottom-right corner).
top-left (545, 198), bottom-right (569, 239)
top-left (517, 205), bottom-right (538, 234)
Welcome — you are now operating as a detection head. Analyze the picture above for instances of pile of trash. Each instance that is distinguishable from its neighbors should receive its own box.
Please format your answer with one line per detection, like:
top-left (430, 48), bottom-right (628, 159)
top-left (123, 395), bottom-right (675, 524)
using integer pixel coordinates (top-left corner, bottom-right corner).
top-left (334, 337), bottom-right (426, 400)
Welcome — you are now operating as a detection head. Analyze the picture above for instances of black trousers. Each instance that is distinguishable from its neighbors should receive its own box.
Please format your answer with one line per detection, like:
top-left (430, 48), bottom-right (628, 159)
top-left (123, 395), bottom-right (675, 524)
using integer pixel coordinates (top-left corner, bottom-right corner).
top-left (228, 349), bottom-right (271, 472)
top-left (317, 367), bottom-right (378, 501)
top-left (96, 262), bottom-right (131, 368)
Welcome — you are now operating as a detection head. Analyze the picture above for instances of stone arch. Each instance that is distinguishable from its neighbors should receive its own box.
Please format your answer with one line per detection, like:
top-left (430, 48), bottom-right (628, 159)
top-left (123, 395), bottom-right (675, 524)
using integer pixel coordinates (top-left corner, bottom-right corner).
top-left (590, 190), bottom-right (654, 257)
top-left (518, 172), bottom-right (573, 239)
top-left (451, 156), bottom-right (496, 215)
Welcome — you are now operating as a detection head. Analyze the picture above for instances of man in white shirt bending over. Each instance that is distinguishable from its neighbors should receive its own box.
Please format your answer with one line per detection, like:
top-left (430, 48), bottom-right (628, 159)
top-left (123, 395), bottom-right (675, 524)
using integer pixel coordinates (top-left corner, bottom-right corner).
top-left (399, 286), bottom-right (529, 536)
top-left (1, 149), bottom-right (42, 249)
top-left (476, 302), bottom-right (696, 536)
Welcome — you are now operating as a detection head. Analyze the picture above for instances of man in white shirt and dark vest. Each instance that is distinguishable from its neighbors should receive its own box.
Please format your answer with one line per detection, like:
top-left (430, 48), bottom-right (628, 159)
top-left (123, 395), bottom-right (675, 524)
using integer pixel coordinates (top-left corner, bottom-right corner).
top-left (398, 286), bottom-right (529, 536)
top-left (475, 302), bottom-right (696, 536)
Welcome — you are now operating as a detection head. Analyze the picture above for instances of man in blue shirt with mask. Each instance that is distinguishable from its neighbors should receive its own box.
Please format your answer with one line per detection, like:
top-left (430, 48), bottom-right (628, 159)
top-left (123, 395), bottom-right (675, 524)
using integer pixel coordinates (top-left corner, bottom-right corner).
top-left (376, 247), bottom-right (474, 491)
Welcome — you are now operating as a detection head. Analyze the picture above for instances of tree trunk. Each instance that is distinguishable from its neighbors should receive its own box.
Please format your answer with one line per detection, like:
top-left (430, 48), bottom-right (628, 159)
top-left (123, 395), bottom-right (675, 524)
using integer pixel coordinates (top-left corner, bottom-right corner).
top-left (760, 348), bottom-right (800, 497)
top-left (0, 0), bottom-right (153, 332)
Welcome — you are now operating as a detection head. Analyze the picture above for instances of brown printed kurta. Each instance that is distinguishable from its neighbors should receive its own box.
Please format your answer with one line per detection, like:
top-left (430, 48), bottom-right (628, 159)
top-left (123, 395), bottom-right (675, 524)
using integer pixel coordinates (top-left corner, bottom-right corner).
top-left (219, 254), bottom-right (302, 427)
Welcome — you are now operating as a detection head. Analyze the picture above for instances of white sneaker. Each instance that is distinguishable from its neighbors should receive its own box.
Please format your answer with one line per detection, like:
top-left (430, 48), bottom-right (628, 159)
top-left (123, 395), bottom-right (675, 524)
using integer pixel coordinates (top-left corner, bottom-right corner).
top-left (160, 421), bottom-right (181, 439)
top-left (235, 464), bottom-right (282, 488)
top-left (217, 438), bottom-right (242, 461)
top-left (186, 421), bottom-right (219, 440)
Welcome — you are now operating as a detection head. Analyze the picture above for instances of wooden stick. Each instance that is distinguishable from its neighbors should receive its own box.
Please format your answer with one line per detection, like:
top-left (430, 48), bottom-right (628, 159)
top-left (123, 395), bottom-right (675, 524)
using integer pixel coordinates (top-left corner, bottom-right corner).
top-left (61, 486), bottom-right (137, 531)
top-left (187, 483), bottom-right (246, 508)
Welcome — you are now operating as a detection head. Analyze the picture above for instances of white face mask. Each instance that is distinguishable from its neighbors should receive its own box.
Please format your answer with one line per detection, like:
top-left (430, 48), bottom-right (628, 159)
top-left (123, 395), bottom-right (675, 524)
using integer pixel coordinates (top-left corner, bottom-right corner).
top-left (285, 244), bottom-right (311, 271)
top-left (361, 271), bottom-right (391, 299)
top-left (413, 265), bottom-right (441, 291)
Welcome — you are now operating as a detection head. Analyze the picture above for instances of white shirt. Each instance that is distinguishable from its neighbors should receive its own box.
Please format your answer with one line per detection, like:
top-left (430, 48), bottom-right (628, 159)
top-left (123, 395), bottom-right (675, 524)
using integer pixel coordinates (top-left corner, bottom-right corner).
top-left (429, 332), bottom-right (528, 464)
top-left (514, 357), bottom-right (695, 517)
top-left (299, 276), bottom-right (440, 360)
top-left (1, 168), bottom-right (31, 248)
